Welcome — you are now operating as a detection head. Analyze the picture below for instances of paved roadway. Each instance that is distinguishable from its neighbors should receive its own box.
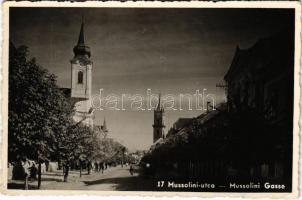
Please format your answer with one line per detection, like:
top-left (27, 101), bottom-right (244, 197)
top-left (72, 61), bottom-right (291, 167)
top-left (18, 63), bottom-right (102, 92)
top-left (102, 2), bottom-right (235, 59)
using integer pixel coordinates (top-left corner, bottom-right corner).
top-left (82, 165), bottom-right (153, 191)
top-left (8, 165), bottom-right (154, 191)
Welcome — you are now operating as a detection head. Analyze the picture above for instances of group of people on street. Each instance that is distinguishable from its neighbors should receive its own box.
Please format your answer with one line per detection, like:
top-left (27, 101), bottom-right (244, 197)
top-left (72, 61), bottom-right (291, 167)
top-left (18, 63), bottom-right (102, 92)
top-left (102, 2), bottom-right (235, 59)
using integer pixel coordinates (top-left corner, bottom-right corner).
top-left (94, 162), bottom-right (109, 173)
top-left (11, 158), bottom-right (39, 190)
top-left (12, 158), bottom-right (136, 190)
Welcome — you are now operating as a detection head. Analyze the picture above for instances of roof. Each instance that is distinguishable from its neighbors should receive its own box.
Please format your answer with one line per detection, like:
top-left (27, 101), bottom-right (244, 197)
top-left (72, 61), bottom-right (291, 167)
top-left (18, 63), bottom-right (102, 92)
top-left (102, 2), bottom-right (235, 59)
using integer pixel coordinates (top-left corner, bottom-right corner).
top-left (59, 88), bottom-right (71, 98)
top-left (224, 29), bottom-right (294, 81)
top-left (173, 118), bottom-right (192, 130)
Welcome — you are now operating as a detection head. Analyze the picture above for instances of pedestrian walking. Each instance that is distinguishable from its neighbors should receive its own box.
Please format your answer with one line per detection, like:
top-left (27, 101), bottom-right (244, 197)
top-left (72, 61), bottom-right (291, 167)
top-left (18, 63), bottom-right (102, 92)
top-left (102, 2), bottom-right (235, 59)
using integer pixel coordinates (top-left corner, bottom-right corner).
top-left (87, 161), bottom-right (92, 175)
top-left (29, 163), bottom-right (38, 180)
top-left (99, 162), bottom-right (104, 174)
top-left (21, 158), bottom-right (30, 190)
top-left (94, 162), bottom-right (98, 172)
top-left (129, 164), bottom-right (134, 176)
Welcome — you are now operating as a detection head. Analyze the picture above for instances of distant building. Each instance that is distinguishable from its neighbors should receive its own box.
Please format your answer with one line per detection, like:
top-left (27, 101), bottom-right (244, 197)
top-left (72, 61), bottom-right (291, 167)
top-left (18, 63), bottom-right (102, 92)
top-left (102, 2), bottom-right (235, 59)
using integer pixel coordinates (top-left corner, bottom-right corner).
top-left (173, 118), bottom-right (191, 130)
top-left (152, 94), bottom-right (165, 143)
top-left (149, 138), bottom-right (164, 151)
top-left (95, 118), bottom-right (109, 139)
top-left (166, 118), bottom-right (192, 138)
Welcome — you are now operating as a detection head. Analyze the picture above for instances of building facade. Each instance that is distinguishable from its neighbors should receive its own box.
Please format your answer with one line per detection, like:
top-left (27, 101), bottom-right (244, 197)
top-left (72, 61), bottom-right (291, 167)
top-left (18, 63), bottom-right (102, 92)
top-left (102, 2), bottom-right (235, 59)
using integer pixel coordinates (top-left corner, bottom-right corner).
top-left (223, 29), bottom-right (294, 184)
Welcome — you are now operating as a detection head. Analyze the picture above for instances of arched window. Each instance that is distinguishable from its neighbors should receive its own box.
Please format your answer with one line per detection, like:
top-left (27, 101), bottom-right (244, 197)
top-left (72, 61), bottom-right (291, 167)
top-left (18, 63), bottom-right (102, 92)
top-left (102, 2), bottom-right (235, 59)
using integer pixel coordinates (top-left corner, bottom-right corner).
top-left (78, 71), bottom-right (83, 84)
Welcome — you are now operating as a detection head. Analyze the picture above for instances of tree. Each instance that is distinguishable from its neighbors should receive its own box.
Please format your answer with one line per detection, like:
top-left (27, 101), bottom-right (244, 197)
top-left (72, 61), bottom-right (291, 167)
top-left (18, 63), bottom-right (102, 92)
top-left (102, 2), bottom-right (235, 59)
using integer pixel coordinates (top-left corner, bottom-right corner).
top-left (8, 43), bottom-right (73, 188)
top-left (56, 122), bottom-right (101, 181)
top-left (8, 43), bottom-right (129, 187)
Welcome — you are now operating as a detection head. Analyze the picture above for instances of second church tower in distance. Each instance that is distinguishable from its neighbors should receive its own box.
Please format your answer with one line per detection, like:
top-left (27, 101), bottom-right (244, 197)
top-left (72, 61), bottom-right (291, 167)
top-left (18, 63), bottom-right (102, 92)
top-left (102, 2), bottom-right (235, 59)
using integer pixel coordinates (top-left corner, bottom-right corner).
top-left (153, 94), bottom-right (165, 143)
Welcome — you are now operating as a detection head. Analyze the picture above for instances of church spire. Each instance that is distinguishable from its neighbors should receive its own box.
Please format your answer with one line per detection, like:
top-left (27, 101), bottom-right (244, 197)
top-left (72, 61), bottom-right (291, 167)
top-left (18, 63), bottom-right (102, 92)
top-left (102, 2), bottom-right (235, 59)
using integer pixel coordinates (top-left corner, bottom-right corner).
top-left (73, 17), bottom-right (91, 58)
top-left (153, 92), bottom-right (165, 143)
top-left (103, 117), bottom-right (106, 128)
top-left (77, 19), bottom-right (85, 46)
top-left (103, 117), bottom-right (108, 132)
top-left (157, 93), bottom-right (162, 110)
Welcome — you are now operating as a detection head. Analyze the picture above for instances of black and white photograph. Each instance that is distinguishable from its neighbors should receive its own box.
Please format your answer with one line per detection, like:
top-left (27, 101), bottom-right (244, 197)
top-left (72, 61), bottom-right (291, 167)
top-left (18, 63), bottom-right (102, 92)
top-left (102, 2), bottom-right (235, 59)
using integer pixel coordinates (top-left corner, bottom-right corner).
top-left (1, 1), bottom-right (300, 196)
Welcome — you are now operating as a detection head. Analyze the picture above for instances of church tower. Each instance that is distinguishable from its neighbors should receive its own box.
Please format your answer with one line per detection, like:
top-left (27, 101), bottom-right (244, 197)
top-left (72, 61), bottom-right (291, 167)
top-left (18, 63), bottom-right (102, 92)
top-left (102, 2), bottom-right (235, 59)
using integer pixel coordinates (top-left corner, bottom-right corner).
top-left (102, 118), bottom-right (108, 135)
top-left (71, 20), bottom-right (92, 100)
top-left (70, 20), bottom-right (94, 127)
top-left (153, 94), bottom-right (165, 143)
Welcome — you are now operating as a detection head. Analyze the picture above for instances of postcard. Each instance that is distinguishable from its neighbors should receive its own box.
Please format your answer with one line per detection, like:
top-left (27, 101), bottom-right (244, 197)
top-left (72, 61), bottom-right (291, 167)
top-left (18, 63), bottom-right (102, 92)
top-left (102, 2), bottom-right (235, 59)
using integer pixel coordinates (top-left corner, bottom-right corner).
top-left (0, 1), bottom-right (301, 198)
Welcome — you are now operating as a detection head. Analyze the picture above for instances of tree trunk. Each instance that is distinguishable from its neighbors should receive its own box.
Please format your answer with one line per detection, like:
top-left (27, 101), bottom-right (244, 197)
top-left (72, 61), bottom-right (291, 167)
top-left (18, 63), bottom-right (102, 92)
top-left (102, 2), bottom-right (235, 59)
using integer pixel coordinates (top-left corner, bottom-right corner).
top-left (80, 162), bottom-right (82, 177)
top-left (64, 164), bottom-right (69, 182)
top-left (24, 175), bottom-right (28, 190)
top-left (58, 160), bottom-right (62, 170)
top-left (87, 162), bottom-right (91, 175)
top-left (37, 162), bottom-right (42, 189)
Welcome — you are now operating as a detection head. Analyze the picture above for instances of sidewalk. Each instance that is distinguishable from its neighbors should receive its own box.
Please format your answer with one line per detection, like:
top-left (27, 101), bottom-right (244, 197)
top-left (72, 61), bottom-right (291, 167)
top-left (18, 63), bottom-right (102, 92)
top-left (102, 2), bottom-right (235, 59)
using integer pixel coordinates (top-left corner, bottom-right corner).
top-left (7, 166), bottom-right (120, 190)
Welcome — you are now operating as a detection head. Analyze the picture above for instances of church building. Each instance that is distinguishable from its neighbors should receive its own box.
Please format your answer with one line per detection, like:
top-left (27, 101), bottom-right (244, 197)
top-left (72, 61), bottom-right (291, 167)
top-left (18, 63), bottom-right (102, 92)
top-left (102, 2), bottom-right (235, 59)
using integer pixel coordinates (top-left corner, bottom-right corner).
top-left (152, 94), bottom-right (165, 143)
top-left (95, 118), bottom-right (109, 139)
top-left (70, 20), bottom-right (94, 127)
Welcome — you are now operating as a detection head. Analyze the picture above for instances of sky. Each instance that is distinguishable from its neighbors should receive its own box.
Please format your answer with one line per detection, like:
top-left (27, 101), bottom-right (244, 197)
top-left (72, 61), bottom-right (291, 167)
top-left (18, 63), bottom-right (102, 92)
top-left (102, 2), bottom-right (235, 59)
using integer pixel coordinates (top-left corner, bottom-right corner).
top-left (10, 7), bottom-right (294, 151)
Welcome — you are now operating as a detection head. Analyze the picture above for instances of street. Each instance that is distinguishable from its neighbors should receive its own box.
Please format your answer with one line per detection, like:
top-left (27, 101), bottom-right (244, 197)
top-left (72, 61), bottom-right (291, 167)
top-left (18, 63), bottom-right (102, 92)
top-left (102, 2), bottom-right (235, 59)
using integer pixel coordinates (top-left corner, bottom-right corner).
top-left (82, 166), bottom-right (153, 191)
top-left (8, 165), bottom-right (154, 191)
